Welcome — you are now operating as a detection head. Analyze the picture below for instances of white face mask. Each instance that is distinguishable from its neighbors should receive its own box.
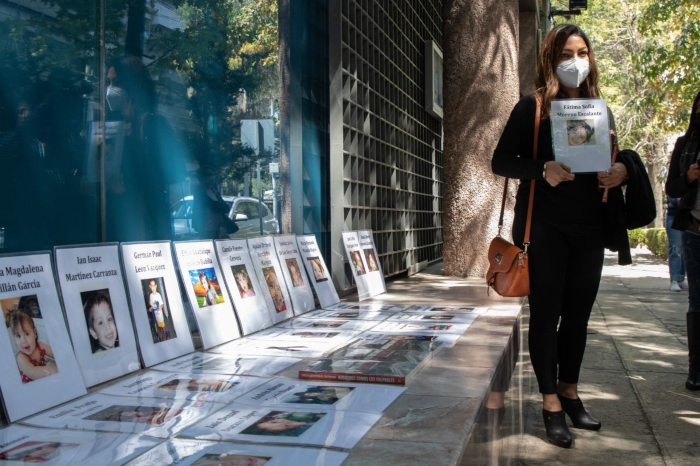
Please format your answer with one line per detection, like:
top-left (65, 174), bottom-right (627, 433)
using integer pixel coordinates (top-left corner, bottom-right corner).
top-left (556, 57), bottom-right (590, 88)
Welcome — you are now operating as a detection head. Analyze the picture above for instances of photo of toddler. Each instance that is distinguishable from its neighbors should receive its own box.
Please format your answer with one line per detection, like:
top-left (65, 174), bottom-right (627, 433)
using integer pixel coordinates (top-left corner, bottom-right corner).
top-left (231, 265), bottom-right (256, 299)
top-left (566, 119), bottom-right (595, 146)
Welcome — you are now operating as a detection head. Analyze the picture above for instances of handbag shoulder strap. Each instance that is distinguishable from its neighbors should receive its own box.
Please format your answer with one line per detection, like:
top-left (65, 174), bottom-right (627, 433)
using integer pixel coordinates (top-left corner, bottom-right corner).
top-left (498, 96), bottom-right (541, 249)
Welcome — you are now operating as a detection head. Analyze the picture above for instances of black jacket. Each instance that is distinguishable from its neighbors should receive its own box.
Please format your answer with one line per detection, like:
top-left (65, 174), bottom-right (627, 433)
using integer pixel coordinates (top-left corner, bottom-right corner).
top-left (665, 135), bottom-right (700, 231)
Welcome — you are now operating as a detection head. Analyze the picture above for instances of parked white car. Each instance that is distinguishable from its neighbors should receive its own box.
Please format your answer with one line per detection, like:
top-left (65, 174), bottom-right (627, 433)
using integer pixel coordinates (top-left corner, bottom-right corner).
top-left (171, 195), bottom-right (279, 240)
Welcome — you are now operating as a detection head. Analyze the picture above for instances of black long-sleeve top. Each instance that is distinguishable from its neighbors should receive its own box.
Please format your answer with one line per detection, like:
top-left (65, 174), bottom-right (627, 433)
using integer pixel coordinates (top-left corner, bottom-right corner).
top-left (492, 94), bottom-right (605, 234)
top-left (665, 135), bottom-right (700, 231)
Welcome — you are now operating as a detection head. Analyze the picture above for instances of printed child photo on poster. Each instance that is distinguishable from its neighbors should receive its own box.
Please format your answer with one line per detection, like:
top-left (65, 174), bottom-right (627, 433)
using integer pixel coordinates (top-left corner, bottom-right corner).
top-left (2, 295), bottom-right (59, 384)
top-left (240, 411), bottom-right (325, 437)
top-left (190, 453), bottom-right (271, 466)
top-left (83, 404), bottom-right (182, 425)
top-left (307, 257), bottom-right (327, 282)
top-left (363, 249), bottom-right (379, 272)
top-left (565, 119), bottom-right (596, 146)
top-left (262, 267), bottom-right (287, 313)
top-left (230, 265), bottom-right (256, 299)
top-left (156, 378), bottom-right (237, 393)
top-left (81, 288), bottom-right (119, 353)
top-left (0, 440), bottom-right (79, 463)
top-left (349, 251), bottom-right (366, 275)
top-left (281, 386), bottom-right (354, 405)
top-left (285, 258), bottom-right (305, 287)
top-left (141, 277), bottom-right (177, 344)
top-left (189, 268), bottom-right (224, 308)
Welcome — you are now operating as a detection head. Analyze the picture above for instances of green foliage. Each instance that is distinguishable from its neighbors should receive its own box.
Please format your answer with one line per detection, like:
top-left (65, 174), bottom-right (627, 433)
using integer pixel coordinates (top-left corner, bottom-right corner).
top-left (645, 228), bottom-right (668, 259)
top-left (627, 228), bottom-right (647, 248)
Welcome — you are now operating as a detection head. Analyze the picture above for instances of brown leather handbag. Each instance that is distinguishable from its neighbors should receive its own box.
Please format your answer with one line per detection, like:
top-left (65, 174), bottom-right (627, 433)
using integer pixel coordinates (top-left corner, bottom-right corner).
top-left (486, 97), bottom-right (540, 297)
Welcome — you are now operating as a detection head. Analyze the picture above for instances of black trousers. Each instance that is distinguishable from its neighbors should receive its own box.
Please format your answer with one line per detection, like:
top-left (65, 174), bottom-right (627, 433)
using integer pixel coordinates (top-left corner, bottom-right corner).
top-left (515, 218), bottom-right (604, 394)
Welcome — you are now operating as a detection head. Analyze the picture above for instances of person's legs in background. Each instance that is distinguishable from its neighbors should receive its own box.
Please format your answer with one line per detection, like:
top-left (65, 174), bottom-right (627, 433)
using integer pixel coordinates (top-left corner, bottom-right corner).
top-left (681, 232), bottom-right (700, 390)
top-left (667, 213), bottom-right (687, 291)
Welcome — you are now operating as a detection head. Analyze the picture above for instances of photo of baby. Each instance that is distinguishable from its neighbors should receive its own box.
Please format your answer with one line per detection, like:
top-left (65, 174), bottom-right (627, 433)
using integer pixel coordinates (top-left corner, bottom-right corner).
top-left (281, 386), bottom-right (354, 405)
top-left (189, 268), bottom-right (224, 308)
top-left (349, 251), bottom-right (366, 275)
top-left (141, 277), bottom-right (177, 344)
top-left (566, 119), bottom-right (595, 146)
top-left (421, 314), bottom-right (455, 321)
top-left (231, 265), bottom-right (256, 299)
top-left (308, 257), bottom-right (327, 282)
top-left (0, 440), bottom-right (78, 463)
top-left (191, 453), bottom-right (271, 466)
top-left (240, 410), bottom-right (326, 437)
top-left (285, 258), bottom-right (305, 287)
top-left (262, 267), bottom-right (287, 313)
top-left (363, 249), bottom-right (379, 272)
top-left (156, 378), bottom-right (236, 393)
top-left (2, 295), bottom-right (59, 384)
top-left (81, 288), bottom-right (119, 353)
top-left (83, 404), bottom-right (182, 425)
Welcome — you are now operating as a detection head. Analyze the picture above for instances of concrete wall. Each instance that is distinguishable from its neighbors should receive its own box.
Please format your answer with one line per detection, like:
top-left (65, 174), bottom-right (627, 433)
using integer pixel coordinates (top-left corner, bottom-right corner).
top-left (442, 0), bottom-right (522, 277)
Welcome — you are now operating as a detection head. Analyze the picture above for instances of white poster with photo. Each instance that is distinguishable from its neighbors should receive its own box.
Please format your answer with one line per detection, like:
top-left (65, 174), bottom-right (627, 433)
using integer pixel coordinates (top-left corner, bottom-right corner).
top-left (0, 253), bottom-right (86, 422)
top-left (296, 235), bottom-right (340, 308)
top-left (341, 231), bottom-right (372, 300)
top-left (245, 327), bottom-right (357, 344)
top-left (371, 320), bottom-right (472, 335)
top-left (387, 312), bottom-right (479, 324)
top-left (247, 236), bottom-right (294, 322)
top-left (211, 337), bottom-right (341, 359)
top-left (98, 370), bottom-right (269, 404)
top-left (151, 352), bottom-right (300, 378)
top-left (324, 302), bottom-right (407, 312)
top-left (128, 438), bottom-right (348, 466)
top-left (275, 317), bottom-right (378, 333)
top-left (0, 424), bottom-right (159, 466)
top-left (273, 235), bottom-right (315, 314)
top-left (302, 309), bottom-right (395, 321)
top-left (55, 244), bottom-right (140, 387)
top-left (235, 378), bottom-right (404, 413)
top-left (173, 241), bottom-right (241, 349)
top-left (121, 242), bottom-right (194, 367)
top-left (215, 239), bottom-right (276, 335)
top-left (404, 304), bottom-right (489, 314)
top-left (550, 98), bottom-right (612, 173)
top-left (357, 229), bottom-right (386, 291)
top-left (21, 393), bottom-right (223, 439)
top-left (180, 403), bottom-right (380, 449)
top-left (362, 331), bottom-right (462, 348)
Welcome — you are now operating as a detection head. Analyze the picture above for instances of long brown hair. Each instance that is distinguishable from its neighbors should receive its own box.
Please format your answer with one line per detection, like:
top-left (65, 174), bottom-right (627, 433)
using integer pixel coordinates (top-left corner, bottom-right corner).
top-left (684, 90), bottom-right (700, 139)
top-left (535, 24), bottom-right (600, 118)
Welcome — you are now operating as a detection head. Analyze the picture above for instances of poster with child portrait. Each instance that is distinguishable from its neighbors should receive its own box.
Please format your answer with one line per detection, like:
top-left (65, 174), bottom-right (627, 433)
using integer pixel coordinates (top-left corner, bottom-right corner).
top-left (121, 242), bottom-right (194, 367)
top-left (342, 231), bottom-right (386, 300)
top-left (550, 98), bottom-right (612, 173)
top-left (0, 252), bottom-right (86, 422)
top-left (273, 235), bottom-right (315, 315)
top-left (180, 403), bottom-right (380, 449)
top-left (247, 236), bottom-right (294, 323)
top-left (296, 235), bottom-right (340, 309)
top-left (215, 239), bottom-right (277, 335)
top-left (55, 244), bottom-right (140, 387)
top-left (174, 240), bottom-right (241, 349)
top-left (127, 439), bottom-right (348, 466)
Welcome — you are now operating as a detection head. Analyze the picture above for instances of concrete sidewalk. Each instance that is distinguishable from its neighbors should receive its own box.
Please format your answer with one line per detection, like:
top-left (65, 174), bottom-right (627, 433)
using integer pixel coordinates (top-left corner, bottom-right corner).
top-left (513, 248), bottom-right (699, 465)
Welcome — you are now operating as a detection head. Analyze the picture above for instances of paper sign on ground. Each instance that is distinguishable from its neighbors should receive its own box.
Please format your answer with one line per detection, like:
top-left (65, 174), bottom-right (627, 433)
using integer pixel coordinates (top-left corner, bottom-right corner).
top-left (273, 235), bottom-right (315, 314)
top-left (128, 438), bottom-right (348, 466)
top-left (21, 393), bottom-right (223, 439)
top-left (211, 337), bottom-right (341, 359)
top-left (0, 424), bottom-right (159, 466)
top-left (55, 244), bottom-right (140, 387)
top-left (275, 317), bottom-right (378, 332)
top-left (99, 370), bottom-right (269, 404)
top-left (296, 235), bottom-right (340, 309)
top-left (302, 309), bottom-right (395, 321)
top-left (245, 327), bottom-right (357, 344)
top-left (173, 241), bottom-right (241, 349)
top-left (247, 236), bottom-right (294, 322)
top-left (151, 352), bottom-right (300, 377)
top-left (180, 403), bottom-right (380, 449)
top-left (120, 242), bottom-right (194, 367)
top-left (323, 302), bottom-right (406, 312)
top-left (404, 304), bottom-right (489, 314)
top-left (362, 330), bottom-right (462, 348)
top-left (215, 239), bottom-right (276, 335)
top-left (387, 312), bottom-right (479, 324)
top-left (0, 252), bottom-right (86, 422)
top-left (235, 378), bottom-right (404, 413)
top-left (371, 320), bottom-right (472, 335)
top-left (550, 98), bottom-right (612, 173)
